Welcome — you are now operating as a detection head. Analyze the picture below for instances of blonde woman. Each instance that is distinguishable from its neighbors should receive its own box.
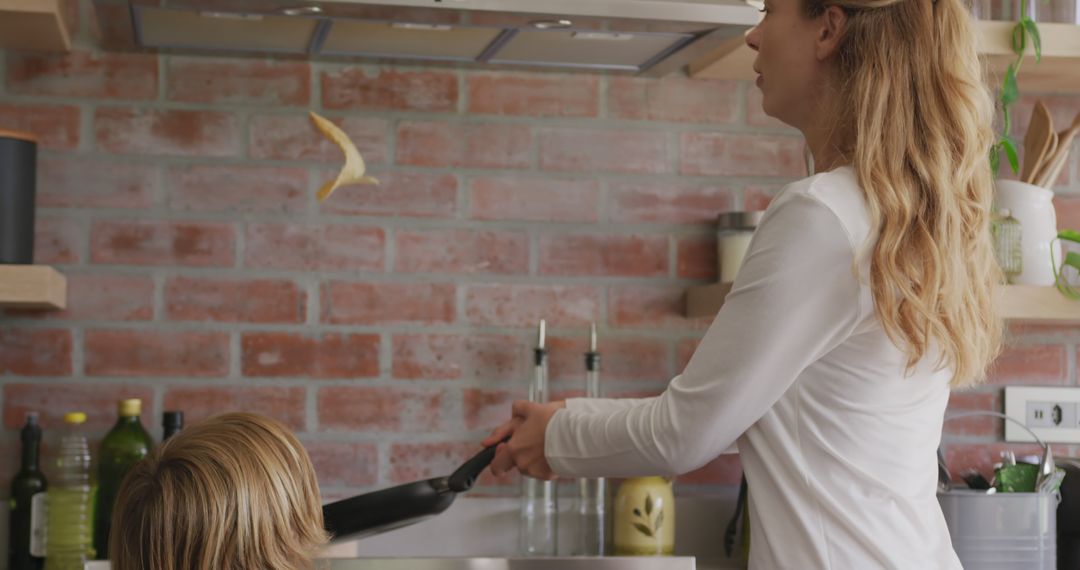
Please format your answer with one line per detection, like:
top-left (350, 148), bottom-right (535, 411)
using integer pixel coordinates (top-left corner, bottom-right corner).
top-left (109, 413), bottom-right (329, 570)
top-left (484, 0), bottom-right (1001, 566)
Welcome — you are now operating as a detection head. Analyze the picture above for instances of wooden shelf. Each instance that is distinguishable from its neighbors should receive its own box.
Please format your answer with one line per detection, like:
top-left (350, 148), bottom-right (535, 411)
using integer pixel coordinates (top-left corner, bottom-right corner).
top-left (0, 265), bottom-right (67, 310)
top-left (686, 282), bottom-right (1080, 323)
top-left (999, 285), bottom-right (1080, 323)
top-left (690, 21), bottom-right (1080, 92)
top-left (0, 0), bottom-right (72, 53)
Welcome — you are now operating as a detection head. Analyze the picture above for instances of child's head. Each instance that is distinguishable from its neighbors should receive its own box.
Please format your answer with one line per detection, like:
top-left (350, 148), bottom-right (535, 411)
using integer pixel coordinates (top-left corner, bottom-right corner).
top-left (110, 412), bottom-right (329, 570)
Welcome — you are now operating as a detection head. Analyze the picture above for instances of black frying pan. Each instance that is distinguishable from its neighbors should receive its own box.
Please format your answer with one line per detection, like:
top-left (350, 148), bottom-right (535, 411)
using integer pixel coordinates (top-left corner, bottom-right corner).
top-left (322, 437), bottom-right (507, 541)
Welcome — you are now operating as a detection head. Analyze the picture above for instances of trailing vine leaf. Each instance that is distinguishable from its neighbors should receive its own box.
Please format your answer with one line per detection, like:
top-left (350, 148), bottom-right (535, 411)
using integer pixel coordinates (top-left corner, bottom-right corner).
top-left (634, 523), bottom-right (655, 538)
top-left (990, 142), bottom-right (1001, 174)
top-left (655, 510), bottom-right (665, 532)
top-left (1059, 230), bottom-right (1080, 243)
top-left (645, 495), bottom-right (653, 516)
top-left (1011, 21), bottom-right (1026, 56)
top-left (1002, 136), bottom-right (1020, 174)
top-left (1021, 17), bottom-right (1041, 61)
top-left (1001, 64), bottom-right (1019, 106)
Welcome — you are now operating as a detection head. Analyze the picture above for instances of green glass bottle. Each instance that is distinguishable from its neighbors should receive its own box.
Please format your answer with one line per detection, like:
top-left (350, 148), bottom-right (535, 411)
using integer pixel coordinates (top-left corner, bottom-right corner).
top-left (93, 399), bottom-right (153, 560)
top-left (9, 412), bottom-right (47, 570)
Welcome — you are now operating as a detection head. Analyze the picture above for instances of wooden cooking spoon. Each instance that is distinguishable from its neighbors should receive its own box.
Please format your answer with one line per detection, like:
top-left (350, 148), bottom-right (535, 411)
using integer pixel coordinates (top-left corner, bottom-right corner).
top-left (1023, 100), bottom-right (1055, 184)
top-left (1035, 111), bottom-right (1080, 188)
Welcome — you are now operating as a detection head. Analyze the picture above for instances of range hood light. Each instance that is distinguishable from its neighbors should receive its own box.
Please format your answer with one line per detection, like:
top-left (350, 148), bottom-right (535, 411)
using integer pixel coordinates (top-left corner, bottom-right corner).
top-left (281, 5), bottom-right (324, 16)
top-left (572, 31), bottom-right (635, 41)
top-left (198, 11), bottom-right (265, 20)
top-left (390, 22), bottom-right (454, 31)
top-left (530, 19), bottom-right (573, 30)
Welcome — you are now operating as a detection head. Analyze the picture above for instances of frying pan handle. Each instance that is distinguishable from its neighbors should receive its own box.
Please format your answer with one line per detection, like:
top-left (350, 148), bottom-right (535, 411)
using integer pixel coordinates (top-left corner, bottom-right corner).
top-left (447, 436), bottom-right (510, 493)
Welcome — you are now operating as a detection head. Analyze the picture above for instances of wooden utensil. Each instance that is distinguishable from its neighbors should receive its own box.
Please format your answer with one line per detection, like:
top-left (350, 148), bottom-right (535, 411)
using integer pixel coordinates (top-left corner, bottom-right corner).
top-left (1023, 101), bottom-right (1056, 184)
top-left (1035, 111), bottom-right (1080, 188)
top-left (1035, 130), bottom-right (1059, 183)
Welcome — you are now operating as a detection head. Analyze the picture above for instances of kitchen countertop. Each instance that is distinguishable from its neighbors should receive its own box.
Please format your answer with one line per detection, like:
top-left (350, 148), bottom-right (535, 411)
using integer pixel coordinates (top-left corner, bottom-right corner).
top-left (87, 557), bottom-right (709, 569)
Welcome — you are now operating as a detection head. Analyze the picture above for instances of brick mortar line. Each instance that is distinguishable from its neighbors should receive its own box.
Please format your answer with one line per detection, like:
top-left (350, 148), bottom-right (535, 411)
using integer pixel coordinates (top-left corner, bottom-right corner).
top-left (0, 90), bottom-right (817, 136)
top-left (305, 384), bottom-right (317, 433)
top-left (737, 81), bottom-right (750, 126)
top-left (14, 273), bottom-right (725, 308)
top-left (152, 385), bottom-right (166, 438)
top-left (444, 389), bottom-right (465, 444)
top-left (152, 272), bottom-right (165, 321)
top-left (305, 274), bottom-right (320, 327)
top-left (158, 54), bottom-right (169, 103)
top-left (1070, 342), bottom-right (1078, 385)
top-left (304, 167), bottom-right (321, 223)
top-left (1002, 332), bottom-right (1080, 344)
top-left (238, 106), bottom-right (252, 161)
top-left (598, 179), bottom-right (612, 223)
top-left (229, 331), bottom-right (241, 377)
top-left (667, 236), bottom-right (678, 280)
top-left (456, 67), bottom-right (467, 116)
top-left (78, 100), bottom-right (94, 153)
top-left (454, 282), bottom-right (468, 326)
top-left (298, 432), bottom-right (416, 444)
top-left (41, 207), bottom-right (734, 237)
top-left (32, 147), bottom-right (807, 186)
top-left (376, 439), bottom-right (391, 486)
top-left (456, 171), bottom-right (469, 221)
top-left (527, 226), bottom-right (539, 276)
top-left (36, 262), bottom-right (721, 286)
top-left (310, 59), bottom-right (323, 113)
top-left (234, 219), bottom-right (246, 270)
top-left (384, 224), bottom-right (397, 273)
top-left (74, 215), bottom-right (92, 264)
top-left (3, 320), bottom-right (706, 344)
top-left (665, 341), bottom-right (678, 382)
top-left (598, 73), bottom-right (610, 120)
top-left (941, 434), bottom-right (1014, 445)
top-left (529, 122), bottom-right (540, 171)
top-left (382, 330), bottom-right (395, 377)
top-left (152, 157), bottom-right (168, 208)
top-left (668, 129), bottom-right (680, 175)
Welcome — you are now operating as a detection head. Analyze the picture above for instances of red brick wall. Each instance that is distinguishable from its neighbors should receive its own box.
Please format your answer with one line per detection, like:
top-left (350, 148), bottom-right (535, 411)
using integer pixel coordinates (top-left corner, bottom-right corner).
top-left (1, 0), bottom-right (1080, 501)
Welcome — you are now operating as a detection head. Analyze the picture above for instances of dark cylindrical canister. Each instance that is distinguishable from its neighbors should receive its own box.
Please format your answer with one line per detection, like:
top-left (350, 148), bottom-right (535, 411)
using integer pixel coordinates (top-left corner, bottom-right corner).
top-left (0, 130), bottom-right (38, 264)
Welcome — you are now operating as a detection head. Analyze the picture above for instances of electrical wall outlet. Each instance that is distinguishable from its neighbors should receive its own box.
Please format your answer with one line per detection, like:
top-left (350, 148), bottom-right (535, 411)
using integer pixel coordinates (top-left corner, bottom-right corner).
top-left (1004, 386), bottom-right (1080, 443)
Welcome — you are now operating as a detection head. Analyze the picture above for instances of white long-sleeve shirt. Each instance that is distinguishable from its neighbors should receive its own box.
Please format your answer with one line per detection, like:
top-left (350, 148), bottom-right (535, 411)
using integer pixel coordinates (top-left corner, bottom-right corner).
top-left (544, 166), bottom-right (962, 569)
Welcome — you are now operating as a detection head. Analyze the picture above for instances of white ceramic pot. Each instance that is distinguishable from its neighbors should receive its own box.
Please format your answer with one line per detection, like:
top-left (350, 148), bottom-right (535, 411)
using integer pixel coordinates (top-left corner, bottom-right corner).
top-left (995, 179), bottom-right (1061, 286)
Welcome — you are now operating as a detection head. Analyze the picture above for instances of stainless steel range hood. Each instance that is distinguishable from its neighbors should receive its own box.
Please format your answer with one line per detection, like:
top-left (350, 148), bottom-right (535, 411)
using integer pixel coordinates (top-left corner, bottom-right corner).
top-left (92, 0), bottom-right (761, 76)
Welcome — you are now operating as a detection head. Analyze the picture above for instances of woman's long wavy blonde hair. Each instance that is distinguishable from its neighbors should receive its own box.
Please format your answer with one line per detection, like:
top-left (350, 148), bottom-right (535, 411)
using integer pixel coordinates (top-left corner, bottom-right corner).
top-left (808, 0), bottom-right (1003, 387)
top-left (109, 412), bottom-right (329, 570)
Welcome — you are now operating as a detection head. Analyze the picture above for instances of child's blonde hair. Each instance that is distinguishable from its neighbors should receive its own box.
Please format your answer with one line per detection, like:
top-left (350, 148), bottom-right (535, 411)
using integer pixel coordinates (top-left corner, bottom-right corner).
top-left (109, 412), bottom-right (329, 570)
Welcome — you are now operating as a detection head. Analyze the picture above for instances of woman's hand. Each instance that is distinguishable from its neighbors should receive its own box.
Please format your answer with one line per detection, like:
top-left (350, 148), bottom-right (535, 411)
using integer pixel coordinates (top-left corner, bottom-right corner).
top-left (483, 400), bottom-right (566, 480)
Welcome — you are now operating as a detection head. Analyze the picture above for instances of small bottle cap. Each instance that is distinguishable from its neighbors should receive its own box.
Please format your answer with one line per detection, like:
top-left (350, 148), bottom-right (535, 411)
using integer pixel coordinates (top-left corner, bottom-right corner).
top-left (119, 398), bottom-right (142, 417)
top-left (163, 411), bottom-right (184, 426)
top-left (25, 411), bottom-right (39, 425)
top-left (64, 412), bottom-right (87, 425)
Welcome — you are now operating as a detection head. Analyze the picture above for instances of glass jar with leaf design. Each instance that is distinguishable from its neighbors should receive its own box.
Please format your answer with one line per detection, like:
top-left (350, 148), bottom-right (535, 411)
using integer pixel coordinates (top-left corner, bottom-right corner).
top-left (613, 476), bottom-right (675, 556)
